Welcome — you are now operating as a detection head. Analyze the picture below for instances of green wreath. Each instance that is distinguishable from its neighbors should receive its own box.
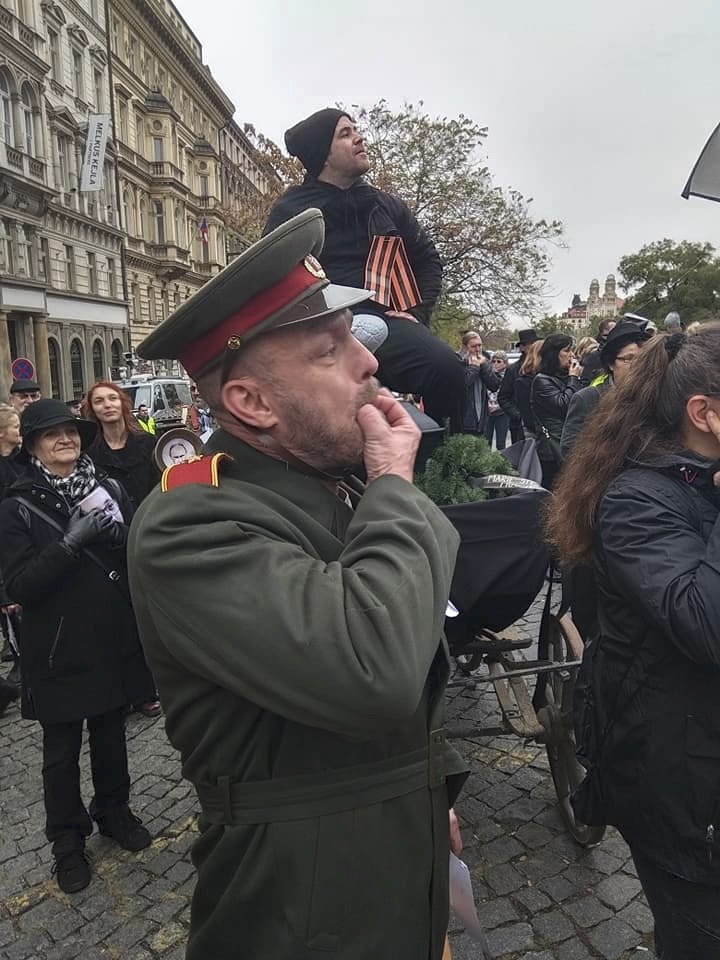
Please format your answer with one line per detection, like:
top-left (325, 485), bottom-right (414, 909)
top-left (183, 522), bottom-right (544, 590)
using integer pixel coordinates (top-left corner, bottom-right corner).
top-left (415, 434), bottom-right (517, 506)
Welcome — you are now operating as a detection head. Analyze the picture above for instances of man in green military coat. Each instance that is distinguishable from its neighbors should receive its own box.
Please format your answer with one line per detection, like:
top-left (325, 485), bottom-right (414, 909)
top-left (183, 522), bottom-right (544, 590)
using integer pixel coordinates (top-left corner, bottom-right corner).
top-left (128, 209), bottom-right (467, 959)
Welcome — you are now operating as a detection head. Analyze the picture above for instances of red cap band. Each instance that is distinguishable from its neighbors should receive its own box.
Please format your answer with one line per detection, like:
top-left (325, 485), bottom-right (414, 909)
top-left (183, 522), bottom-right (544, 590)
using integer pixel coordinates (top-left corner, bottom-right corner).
top-left (180, 262), bottom-right (323, 375)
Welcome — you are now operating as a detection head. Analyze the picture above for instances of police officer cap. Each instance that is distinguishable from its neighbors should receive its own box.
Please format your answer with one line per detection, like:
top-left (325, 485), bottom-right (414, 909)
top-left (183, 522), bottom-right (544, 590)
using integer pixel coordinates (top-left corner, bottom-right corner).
top-left (137, 209), bottom-right (372, 379)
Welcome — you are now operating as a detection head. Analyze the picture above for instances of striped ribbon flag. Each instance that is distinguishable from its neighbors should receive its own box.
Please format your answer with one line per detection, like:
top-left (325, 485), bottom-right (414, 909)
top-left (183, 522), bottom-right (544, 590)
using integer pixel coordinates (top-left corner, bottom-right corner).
top-left (364, 236), bottom-right (422, 312)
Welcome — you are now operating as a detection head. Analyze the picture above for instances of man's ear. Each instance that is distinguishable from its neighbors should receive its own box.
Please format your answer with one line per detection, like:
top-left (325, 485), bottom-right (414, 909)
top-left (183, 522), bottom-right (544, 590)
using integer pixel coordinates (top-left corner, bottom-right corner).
top-left (686, 394), bottom-right (714, 433)
top-left (221, 376), bottom-right (279, 430)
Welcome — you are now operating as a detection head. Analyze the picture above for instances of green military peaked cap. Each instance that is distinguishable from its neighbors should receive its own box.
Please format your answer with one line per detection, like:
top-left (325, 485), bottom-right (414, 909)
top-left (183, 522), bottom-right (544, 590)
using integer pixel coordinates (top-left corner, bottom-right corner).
top-left (137, 208), bottom-right (372, 378)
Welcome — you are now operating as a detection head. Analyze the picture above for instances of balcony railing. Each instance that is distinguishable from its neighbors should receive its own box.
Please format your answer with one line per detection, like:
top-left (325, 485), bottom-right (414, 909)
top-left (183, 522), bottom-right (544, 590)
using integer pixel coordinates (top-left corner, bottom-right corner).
top-left (29, 157), bottom-right (45, 180)
top-left (147, 241), bottom-right (190, 263)
top-left (117, 142), bottom-right (150, 175)
top-left (190, 194), bottom-right (220, 210)
top-left (2, 146), bottom-right (47, 186)
top-left (150, 161), bottom-right (185, 183)
top-left (5, 147), bottom-right (23, 170)
top-left (0, 5), bottom-right (40, 53)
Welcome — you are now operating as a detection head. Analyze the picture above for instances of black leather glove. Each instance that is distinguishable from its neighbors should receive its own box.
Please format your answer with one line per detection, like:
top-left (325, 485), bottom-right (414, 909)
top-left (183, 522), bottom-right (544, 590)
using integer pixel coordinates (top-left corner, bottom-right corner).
top-left (61, 508), bottom-right (116, 555)
top-left (103, 520), bottom-right (127, 549)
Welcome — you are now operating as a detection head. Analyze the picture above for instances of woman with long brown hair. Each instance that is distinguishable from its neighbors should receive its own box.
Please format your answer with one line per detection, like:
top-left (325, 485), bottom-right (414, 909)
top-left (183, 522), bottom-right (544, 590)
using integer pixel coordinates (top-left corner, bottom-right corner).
top-left (83, 382), bottom-right (157, 512)
top-left (545, 325), bottom-right (720, 958)
top-left (513, 339), bottom-right (543, 437)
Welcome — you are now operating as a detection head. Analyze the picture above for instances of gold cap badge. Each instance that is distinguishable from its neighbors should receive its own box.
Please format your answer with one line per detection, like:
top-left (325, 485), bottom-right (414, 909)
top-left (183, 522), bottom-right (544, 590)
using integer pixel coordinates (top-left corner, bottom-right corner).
top-left (304, 255), bottom-right (326, 279)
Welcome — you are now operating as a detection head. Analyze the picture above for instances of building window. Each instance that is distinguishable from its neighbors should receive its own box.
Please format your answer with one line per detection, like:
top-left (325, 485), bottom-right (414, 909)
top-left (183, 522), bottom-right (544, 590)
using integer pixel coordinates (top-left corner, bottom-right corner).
top-left (111, 338), bottom-right (123, 378)
top-left (93, 340), bottom-right (105, 380)
top-left (153, 200), bottom-right (164, 243)
top-left (134, 113), bottom-right (144, 154)
top-left (161, 286), bottom-right (170, 320)
top-left (0, 72), bottom-right (13, 145)
top-left (40, 237), bottom-right (51, 285)
top-left (147, 284), bottom-right (156, 324)
top-left (89, 0), bottom-right (99, 20)
top-left (106, 256), bottom-right (116, 297)
top-left (48, 29), bottom-right (61, 81)
top-left (111, 16), bottom-right (120, 54)
top-left (118, 97), bottom-right (128, 143)
top-left (153, 137), bottom-right (163, 161)
top-left (93, 69), bottom-right (103, 111)
top-left (18, 226), bottom-right (34, 276)
top-left (0, 220), bottom-right (14, 274)
top-left (20, 84), bottom-right (34, 155)
top-left (199, 174), bottom-right (209, 197)
top-left (64, 244), bottom-right (75, 288)
top-left (72, 49), bottom-right (84, 99)
top-left (128, 35), bottom-right (137, 72)
top-left (48, 338), bottom-right (61, 398)
top-left (57, 136), bottom-right (68, 189)
top-left (174, 204), bottom-right (183, 245)
top-left (70, 339), bottom-right (84, 397)
top-left (130, 280), bottom-right (140, 321)
top-left (87, 251), bottom-right (97, 293)
top-left (139, 199), bottom-right (146, 236)
top-left (122, 190), bottom-right (130, 232)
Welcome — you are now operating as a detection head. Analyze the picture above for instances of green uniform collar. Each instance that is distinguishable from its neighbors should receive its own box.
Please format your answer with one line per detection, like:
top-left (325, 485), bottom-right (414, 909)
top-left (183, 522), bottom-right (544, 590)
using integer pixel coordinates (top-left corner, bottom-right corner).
top-left (204, 429), bottom-right (355, 535)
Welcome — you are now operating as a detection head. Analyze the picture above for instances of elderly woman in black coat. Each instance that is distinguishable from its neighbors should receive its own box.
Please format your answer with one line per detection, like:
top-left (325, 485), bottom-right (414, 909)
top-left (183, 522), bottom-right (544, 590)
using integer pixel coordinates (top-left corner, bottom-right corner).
top-left (0, 400), bottom-right (154, 894)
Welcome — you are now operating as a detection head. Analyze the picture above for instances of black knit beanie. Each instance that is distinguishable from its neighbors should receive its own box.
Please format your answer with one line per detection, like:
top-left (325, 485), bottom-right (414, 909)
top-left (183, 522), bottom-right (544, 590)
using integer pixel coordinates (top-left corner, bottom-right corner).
top-left (284, 108), bottom-right (352, 177)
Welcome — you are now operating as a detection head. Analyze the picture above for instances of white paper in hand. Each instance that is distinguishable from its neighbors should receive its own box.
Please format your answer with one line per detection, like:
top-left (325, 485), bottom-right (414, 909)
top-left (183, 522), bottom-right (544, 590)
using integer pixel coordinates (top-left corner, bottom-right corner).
top-left (76, 485), bottom-right (123, 523)
top-left (449, 853), bottom-right (491, 958)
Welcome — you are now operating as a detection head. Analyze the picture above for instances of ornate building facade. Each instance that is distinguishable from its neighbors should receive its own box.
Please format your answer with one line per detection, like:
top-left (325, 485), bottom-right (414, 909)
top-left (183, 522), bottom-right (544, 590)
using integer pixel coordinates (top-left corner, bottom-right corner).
top-left (109, 0), bottom-right (270, 356)
top-left (563, 275), bottom-right (625, 330)
top-left (0, 0), bottom-right (127, 401)
top-left (220, 118), bottom-right (274, 260)
top-left (0, 0), bottom-right (270, 395)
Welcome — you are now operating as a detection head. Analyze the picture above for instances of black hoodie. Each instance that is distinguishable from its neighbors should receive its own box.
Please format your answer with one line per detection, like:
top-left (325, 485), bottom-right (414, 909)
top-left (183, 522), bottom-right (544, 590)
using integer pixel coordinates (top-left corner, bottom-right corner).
top-left (265, 179), bottom-right (443, 325)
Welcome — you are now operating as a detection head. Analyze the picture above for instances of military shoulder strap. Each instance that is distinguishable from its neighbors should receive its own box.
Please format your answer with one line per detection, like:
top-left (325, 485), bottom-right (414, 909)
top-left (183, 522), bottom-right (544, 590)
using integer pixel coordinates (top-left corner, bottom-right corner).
top-left (161, 453), bottom-right (232, 492)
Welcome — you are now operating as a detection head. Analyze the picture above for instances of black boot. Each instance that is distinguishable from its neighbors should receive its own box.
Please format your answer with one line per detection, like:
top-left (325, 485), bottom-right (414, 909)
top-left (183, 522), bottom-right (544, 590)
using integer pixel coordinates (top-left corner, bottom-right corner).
top-left (96, 806), bottom-right (152, 852)
top-left (51, 833), bottom-right (90, 893)
top-left (0, 676), bottom-right (19, 717)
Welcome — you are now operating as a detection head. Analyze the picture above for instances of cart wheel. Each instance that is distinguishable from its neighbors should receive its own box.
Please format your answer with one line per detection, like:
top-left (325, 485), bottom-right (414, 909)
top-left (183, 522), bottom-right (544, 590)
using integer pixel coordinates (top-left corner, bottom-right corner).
top-left (455, 652), bottom-right (483, 675)
top-left (538, 614), bottom-right (606, 847)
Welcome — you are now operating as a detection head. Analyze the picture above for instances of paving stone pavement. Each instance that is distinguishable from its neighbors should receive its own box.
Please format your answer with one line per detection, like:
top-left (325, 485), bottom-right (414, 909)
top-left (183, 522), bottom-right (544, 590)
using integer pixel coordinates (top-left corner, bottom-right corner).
top-left (0, 598), bottom-right (657, 960)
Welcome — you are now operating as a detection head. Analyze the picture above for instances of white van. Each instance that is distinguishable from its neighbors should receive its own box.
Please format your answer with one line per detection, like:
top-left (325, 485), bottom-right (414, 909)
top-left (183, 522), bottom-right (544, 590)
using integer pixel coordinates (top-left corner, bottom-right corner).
top-left (115, 376), bottom-right (194, 433)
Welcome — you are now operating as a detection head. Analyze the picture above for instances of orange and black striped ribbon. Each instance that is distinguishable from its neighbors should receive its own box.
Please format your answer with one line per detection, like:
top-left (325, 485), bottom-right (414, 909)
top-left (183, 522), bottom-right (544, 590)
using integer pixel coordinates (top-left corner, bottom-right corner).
top-left (364, 236), bottom-right (422, 312)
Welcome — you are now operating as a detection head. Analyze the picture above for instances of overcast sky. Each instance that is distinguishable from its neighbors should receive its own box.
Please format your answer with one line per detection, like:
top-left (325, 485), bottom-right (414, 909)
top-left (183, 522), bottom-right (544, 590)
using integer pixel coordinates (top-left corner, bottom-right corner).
top-left (179, 0), bottom-right (720, 324)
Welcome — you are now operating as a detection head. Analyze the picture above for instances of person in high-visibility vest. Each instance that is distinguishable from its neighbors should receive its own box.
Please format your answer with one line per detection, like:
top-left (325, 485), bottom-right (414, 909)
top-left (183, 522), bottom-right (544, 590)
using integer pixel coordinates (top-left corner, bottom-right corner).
top-left (136, 404), bottom-right (156, 435)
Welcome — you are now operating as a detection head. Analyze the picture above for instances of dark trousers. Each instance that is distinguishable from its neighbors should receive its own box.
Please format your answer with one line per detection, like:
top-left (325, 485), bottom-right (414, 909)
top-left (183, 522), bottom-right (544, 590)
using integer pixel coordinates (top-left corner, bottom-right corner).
top-left (42, 707), bottom-right (130, 852)
top-left (508, 418), bottom-right (524, 444)
top-left (374, 316), bottom-right (467, 433)
top-left (632, 847), bottom-right (720, 959)
top-left (484, 413), bottom-right (510, 450)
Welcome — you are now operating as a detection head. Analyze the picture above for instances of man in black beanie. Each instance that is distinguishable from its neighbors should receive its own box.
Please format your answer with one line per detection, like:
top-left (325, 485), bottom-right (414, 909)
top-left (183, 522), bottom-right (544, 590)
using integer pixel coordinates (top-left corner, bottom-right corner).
top-left (265, 109), bottom-right (467, 433)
